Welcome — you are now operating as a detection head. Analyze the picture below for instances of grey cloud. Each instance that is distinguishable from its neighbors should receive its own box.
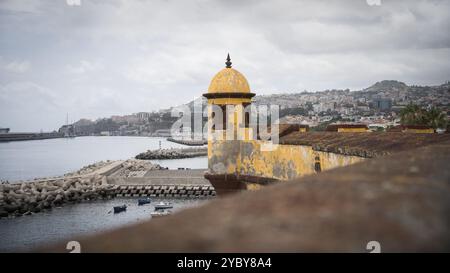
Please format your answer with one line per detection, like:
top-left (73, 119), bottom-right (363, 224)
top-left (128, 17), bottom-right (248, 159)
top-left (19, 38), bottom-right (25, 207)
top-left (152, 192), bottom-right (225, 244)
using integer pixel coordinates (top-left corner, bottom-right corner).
top-left (0, 0), bottom-right (449, 131)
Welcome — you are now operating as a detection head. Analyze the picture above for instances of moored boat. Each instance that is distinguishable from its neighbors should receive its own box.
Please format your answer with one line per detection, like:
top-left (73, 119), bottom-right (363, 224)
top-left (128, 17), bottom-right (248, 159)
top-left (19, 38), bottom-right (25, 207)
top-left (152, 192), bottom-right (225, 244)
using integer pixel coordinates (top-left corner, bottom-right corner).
top-left (150, 210), bottom-right (172, 217)
top-left (138, 198), bottom-right (151, 206)
top-left (154, 201), bottom-right (173, 210)
top-left (113, 205), bottom-right (127, 214)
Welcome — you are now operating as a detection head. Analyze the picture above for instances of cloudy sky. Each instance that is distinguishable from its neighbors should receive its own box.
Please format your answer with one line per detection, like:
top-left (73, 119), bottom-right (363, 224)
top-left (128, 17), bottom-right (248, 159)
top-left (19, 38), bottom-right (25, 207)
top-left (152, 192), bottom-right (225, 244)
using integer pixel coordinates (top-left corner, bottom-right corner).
top-left (0, 0), bottom-right (449, 131)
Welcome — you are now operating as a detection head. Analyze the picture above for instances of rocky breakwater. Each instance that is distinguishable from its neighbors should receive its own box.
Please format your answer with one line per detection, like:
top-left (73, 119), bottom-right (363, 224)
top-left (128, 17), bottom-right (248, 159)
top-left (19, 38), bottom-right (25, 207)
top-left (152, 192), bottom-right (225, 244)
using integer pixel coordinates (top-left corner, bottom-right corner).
top-left (113, 159), bottom-right (165, 177)
top-left (64, 160), bottom-right (113, 176)
top-left (0, 162), bottom-right (119, 218)
top-left (135, 147), bottom-right (207, 160)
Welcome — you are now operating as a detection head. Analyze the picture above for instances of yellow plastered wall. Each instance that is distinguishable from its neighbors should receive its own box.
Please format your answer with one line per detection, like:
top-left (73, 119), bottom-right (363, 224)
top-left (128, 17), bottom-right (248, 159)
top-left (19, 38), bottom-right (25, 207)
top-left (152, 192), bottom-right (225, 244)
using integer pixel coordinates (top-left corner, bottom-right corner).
top-left (208, 139), bottom-right (365, 181)
top-left (337, 128), bottom-right (369, 133)
top-left (237, 141), bottom-right (364, 180)
top-left (403, 128), bottom-right (435, 134)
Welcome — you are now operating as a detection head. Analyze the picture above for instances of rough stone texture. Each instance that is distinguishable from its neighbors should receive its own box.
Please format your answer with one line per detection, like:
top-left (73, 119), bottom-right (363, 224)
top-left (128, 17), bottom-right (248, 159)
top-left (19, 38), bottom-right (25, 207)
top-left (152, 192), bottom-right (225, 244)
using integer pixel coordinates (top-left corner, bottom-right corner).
top-left (0, 176), bottom-right (116, 218)
top-left (280, 132), bottom-right (450, 158)
top-left (110, 159), bottom-right (164, 177)
top-left (135, 147), bottom-right (207, 160)
top-left (0, 161), bottom-right (124, 218)
top-left (43, 140), bottom-right (450, 252)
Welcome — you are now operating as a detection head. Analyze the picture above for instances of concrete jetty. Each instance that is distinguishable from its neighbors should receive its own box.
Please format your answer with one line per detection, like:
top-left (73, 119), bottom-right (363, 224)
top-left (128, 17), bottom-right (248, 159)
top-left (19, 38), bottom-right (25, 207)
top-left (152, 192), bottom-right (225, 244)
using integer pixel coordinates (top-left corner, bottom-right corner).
top-left (108, 169), bottom-right (214, 198)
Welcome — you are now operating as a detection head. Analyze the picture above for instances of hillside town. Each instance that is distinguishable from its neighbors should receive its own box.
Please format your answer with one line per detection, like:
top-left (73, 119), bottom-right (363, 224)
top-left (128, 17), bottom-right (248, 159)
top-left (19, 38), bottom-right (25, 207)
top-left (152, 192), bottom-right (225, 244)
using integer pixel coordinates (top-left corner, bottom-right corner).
top-left (58, 80), bottom-right (450, 136)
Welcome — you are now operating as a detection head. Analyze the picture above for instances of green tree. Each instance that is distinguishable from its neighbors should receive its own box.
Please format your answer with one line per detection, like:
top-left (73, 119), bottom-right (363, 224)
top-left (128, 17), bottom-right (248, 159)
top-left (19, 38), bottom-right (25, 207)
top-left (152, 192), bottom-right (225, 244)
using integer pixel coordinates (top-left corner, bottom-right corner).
top-left (400, 103), bottom-right (448, 129)
top-left (400, 103), bottom-right (426, 126)
top-left (426, 107), bottom-right (448, 129)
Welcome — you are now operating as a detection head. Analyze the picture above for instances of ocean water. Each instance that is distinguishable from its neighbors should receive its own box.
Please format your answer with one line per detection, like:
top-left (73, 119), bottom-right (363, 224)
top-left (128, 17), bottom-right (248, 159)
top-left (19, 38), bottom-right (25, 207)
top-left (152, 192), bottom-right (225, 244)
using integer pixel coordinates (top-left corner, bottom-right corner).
top-left (0, 197), bottom-right (210, 252)
top-left (0, 136), bottom-right (207, 182)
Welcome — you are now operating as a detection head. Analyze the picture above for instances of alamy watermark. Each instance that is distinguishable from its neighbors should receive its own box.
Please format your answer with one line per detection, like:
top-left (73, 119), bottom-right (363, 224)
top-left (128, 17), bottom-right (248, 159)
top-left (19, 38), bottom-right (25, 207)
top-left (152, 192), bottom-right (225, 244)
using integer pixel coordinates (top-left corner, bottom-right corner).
top-left (366, 241), bottom-right (381, 253)
top-left (366, 0), bottom-right (381, 6)
top-left (66, 241), bottom-right (81, 253)
top-left (170, 99), bottom-right (280, 151)
top-left (66, 0), bottom-right (81, 6)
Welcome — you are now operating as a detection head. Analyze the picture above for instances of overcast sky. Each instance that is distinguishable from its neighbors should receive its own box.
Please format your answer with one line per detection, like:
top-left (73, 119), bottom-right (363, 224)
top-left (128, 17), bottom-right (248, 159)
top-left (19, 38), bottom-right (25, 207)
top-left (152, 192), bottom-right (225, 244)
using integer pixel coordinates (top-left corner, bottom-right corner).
top-left (0, 0), bottom-right (449, 131)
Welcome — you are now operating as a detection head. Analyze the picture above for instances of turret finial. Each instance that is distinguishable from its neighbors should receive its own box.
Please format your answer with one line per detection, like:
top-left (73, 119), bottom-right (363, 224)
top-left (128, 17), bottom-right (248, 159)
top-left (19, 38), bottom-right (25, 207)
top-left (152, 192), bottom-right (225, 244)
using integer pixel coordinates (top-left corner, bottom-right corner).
top-left (225, 53), bottom-right (232, 68)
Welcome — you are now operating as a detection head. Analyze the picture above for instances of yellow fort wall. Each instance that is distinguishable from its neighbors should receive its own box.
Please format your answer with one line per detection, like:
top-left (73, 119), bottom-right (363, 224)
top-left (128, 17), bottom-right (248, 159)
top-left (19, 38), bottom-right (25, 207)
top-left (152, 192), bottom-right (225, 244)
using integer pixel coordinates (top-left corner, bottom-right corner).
top-left (337, 128), bottom-right (368, 133)
top-left (208, 139), bottom-right (365, 181)
top-left (403, 128), bottom-right (435, 134)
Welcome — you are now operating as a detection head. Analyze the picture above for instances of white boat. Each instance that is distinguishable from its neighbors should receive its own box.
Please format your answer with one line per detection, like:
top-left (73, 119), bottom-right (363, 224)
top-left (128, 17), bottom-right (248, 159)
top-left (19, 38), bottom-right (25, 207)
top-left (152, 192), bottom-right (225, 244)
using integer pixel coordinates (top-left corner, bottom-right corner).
top-left (154, 201), bottom-right (173, 210)
top-left (150, 210), bottom-right (172, 217)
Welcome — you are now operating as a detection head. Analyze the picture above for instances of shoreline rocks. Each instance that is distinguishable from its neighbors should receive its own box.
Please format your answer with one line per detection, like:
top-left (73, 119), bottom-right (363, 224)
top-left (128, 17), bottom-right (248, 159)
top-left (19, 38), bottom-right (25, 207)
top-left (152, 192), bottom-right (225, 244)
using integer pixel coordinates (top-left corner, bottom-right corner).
top-left (0, 172), bottom-right (116, 219)
top-left (135, 147), bottom-right (207, 160)
top-left (113, 159), bottom-right (166, 177)
top-left (0, 157), bottom-right (207, 219)
top-left (64, 160), bottom-right (112, 176)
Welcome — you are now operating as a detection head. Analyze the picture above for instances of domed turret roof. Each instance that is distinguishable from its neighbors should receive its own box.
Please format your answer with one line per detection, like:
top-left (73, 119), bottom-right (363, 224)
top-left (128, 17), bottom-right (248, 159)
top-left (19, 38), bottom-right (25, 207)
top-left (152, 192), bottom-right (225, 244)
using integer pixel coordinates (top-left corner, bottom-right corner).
top-left (207, 54), bottom-right (250, 94)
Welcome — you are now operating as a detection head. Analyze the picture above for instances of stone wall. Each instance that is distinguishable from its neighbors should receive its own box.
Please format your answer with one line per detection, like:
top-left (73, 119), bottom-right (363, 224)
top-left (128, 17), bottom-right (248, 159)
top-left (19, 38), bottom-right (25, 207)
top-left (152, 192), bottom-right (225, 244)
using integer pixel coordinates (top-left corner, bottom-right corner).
top-left (208, 139), bottom-right (364, 180)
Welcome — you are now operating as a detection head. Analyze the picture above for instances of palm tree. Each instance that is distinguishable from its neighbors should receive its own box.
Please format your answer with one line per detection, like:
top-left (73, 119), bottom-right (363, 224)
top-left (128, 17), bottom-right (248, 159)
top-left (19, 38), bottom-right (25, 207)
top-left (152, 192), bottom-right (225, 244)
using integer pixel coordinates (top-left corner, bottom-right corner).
top-left (400, 103), bottom-right (426, 126)
top-left (400, 104), bottom-right (448, 129)
top-left (426, 107), bottom-right (448, 129)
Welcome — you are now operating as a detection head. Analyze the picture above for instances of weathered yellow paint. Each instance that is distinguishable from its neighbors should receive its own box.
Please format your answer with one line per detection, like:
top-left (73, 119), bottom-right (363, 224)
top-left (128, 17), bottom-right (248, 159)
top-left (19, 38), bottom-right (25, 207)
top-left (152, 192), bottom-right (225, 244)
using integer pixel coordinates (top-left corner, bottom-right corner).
top-left (208, 67), bottom-right (250, 93)
top-left (246, 183), bottom-right (262, 191)
top-left (237, 141), bottom-right (364, 180)
top-left (337, 128), bottom-right (369, 133)
top-left (403, 128), bottom-right (435, 133)
top-left (208, 139), bottom-right (365, 181)
top-left (207, 98), bottom-right (252, 105)
top-left (299, 127), bottom-right (307, 132)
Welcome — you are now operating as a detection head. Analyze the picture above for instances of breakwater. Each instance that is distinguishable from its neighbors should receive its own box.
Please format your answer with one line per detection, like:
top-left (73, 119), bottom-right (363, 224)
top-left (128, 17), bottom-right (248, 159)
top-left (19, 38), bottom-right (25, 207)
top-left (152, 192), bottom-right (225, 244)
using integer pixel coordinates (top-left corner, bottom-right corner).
top-left (167, 137), bottom-right (207, 146)
top-left (0, 160), bottom-right (214, 218)
top-left (0, 175), bottom-right (116, 218)
top-left (135, 147), bottom-right (207, 160)
top-left (0, 132), bottom-right (63, 142)
top-left (0, 181), bottom-right (215, 218)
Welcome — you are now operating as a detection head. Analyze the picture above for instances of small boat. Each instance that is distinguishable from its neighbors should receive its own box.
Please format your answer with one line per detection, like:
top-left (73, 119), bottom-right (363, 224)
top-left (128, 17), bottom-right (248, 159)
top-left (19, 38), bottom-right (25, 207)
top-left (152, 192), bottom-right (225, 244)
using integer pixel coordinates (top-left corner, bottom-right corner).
top-left (138, 198), bottom-right (151, 206)
top-left (154, 202), bottom-right (173, 210)
top-left (150, 210), bottom-right (172, 217)
top-left (113, 205), bottom-right (127, 214)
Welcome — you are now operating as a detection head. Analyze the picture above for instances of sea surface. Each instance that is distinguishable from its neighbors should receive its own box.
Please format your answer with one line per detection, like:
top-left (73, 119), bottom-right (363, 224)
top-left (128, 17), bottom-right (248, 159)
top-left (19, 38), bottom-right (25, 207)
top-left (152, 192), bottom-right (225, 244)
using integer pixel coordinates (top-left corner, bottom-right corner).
top-left (0, 136), bottom-right (207, 182)
top-left (0, 197), bottom-right (210, 252)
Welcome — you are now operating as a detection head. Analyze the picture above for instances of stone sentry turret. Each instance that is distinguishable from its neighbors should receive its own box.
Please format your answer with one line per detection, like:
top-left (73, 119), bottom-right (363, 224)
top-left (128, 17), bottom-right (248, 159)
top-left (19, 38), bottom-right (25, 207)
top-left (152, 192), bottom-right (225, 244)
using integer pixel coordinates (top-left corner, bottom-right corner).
top-left (202, 54), bottom-right (257, 194)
